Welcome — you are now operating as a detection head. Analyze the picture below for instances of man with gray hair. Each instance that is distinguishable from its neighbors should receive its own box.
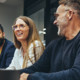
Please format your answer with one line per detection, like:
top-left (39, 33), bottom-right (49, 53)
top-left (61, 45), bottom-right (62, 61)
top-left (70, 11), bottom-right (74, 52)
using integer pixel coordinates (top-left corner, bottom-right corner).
top-left (20, 0), bottom-right (80, 80)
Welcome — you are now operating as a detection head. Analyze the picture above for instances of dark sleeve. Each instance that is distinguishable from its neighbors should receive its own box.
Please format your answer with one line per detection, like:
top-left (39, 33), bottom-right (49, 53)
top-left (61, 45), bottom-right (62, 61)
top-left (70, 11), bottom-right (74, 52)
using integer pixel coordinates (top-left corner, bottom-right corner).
top-left (20, 41), bottom-right (53, 74)
top-left (27, 45), bottom-right (80, 80)
top-left (5, 44), bottom-right (15, 68)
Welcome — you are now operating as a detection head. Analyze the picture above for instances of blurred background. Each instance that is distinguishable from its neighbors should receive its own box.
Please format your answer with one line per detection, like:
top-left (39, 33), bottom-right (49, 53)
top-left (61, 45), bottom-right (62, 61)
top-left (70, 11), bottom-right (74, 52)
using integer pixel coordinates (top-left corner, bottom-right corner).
top-left (0, 0), bottom-right (59, 46)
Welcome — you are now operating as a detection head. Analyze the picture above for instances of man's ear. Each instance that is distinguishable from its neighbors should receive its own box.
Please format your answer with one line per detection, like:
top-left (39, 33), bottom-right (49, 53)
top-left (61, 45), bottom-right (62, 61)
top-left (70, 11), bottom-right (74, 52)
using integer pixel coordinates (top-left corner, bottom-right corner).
top-left (67, 10), bottom-right (74, 20)
top-left (3, 32), bottom-right (5, 37)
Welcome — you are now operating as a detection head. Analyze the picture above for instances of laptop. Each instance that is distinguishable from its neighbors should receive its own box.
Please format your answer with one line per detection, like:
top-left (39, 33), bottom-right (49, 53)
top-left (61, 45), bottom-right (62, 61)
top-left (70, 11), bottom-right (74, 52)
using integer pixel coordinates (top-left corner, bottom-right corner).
top-left (0, 69), bottom-right (20, 80)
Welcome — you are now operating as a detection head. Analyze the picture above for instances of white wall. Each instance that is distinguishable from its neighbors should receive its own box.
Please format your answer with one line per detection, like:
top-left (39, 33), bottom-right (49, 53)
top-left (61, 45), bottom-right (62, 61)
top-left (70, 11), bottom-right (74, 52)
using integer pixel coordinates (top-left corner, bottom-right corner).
top-left (29, 8), bottom-right (46, 46)
top-left (29, 8), bottom-right (44, 41)
top-left (0, 2), bottom-right (23, 42)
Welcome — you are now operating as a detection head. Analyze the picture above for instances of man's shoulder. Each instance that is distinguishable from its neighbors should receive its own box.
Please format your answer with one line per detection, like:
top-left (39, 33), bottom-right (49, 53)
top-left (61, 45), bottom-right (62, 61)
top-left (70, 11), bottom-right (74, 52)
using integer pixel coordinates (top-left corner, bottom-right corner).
top-left (49, 37), bottom-right (64, 44)
top-left (2, 39), bottom-right (15, 54)
top-left (4, 38), bottom-right (15, 49)
top-left (5, 39), bottom-right (14, 45)
top-left (46, 37), bottom-right (64, 48)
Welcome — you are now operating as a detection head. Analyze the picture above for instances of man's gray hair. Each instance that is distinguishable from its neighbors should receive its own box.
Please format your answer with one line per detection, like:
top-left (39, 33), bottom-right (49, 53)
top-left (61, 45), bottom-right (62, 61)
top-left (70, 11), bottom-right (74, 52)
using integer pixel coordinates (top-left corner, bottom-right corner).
top-left (59, 0), bottom-right (80, 16)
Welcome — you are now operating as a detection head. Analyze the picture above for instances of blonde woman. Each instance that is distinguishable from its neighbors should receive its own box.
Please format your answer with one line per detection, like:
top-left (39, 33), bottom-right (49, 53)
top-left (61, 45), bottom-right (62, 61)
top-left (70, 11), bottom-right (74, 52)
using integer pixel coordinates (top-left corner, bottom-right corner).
top-left (7, 16), bottom-right (45, 70)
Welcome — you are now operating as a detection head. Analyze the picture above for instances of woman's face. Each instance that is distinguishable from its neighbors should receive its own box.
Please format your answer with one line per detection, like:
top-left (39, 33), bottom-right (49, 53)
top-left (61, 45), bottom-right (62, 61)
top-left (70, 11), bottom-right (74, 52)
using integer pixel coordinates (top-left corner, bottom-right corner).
top-left (13, 19), bottom-right (29, 42)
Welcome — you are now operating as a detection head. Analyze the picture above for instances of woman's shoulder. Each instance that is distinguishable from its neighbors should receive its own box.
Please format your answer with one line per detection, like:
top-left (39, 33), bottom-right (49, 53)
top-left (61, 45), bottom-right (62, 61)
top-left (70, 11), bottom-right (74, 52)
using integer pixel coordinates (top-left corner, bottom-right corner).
top-left (15, 48), bottom-right (21, 52)
top-left (34, 40), bottom-right (41, 44)
top-left (34, 40), bottom-right (42, 46)
top-left (14, 48), bottom-right (22, 56)
top-left (29, 40), bottom-right (42, 48)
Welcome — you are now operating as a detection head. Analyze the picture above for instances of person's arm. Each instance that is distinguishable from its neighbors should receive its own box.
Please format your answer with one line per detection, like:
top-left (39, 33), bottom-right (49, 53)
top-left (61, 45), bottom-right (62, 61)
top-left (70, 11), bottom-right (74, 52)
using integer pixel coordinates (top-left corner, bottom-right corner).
top-left (27, 51), bottom-right (80, 80)
top-left (5, 44), bottom-right (15, 68)
top-left (20, 42), bottom-right (80, 80)
top-left (20, 53), bottom-right (80, 80)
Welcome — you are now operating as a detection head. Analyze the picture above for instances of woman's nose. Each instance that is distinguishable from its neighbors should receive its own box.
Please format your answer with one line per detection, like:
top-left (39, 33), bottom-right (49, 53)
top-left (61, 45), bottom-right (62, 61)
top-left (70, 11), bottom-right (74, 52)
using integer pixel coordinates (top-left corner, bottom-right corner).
top-left (15, 26), bottom-right (20, 31)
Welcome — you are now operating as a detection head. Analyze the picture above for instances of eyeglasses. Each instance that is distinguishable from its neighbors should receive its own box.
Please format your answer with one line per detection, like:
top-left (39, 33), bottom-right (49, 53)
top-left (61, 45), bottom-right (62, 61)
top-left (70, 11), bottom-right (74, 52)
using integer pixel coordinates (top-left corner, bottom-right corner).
top-left (12, 24), bottom-right (25, 31)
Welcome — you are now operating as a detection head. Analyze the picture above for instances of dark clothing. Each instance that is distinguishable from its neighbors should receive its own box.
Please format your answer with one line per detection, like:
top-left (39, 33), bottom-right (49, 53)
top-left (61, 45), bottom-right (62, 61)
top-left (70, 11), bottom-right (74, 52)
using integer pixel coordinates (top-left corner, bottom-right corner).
top-left (21, 32), bottom-right (80, 80)
top-left (0, 39), bottom-right (15, 68)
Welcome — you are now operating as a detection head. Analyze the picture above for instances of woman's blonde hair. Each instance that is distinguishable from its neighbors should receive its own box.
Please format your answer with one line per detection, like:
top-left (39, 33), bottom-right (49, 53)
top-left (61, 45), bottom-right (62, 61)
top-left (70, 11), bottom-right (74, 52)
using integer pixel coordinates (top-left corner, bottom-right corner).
top-left (12, 16), bottom-right (45, 68)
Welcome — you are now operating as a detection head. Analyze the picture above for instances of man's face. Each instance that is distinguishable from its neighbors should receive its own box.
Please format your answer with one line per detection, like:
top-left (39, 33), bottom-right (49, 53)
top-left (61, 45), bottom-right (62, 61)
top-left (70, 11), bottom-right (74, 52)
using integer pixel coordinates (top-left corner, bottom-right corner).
top-left (53, 5), bottom-right (69, 36)
top-left (0, 29), bottom-right (5, 47)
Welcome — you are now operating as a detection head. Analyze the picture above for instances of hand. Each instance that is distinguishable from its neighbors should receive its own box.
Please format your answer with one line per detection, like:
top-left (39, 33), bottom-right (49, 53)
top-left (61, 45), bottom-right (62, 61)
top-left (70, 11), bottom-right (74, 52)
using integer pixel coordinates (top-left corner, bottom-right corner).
top-left (20, 73), bottom-right (29, 80)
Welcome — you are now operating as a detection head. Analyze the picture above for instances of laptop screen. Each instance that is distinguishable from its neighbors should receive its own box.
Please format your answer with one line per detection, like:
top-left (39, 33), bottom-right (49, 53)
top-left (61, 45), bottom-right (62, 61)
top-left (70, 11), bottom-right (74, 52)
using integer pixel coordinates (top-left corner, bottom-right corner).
top-left (0, 70), bottom-right (20, 80)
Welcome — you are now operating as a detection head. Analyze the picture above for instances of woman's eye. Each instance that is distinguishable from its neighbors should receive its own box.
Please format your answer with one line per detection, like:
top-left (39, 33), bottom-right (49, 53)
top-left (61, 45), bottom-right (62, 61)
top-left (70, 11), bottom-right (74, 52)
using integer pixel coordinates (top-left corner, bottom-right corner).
top-left (13, 25), bottom-right (17, 30)
top-left (20, 24), bottom-right (25, 28)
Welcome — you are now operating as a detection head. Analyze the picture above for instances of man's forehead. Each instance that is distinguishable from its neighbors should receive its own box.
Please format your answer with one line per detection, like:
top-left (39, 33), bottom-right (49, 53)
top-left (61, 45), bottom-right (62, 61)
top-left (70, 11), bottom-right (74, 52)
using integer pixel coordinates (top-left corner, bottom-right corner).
top-left (56, 4), bottom-right (65, 13)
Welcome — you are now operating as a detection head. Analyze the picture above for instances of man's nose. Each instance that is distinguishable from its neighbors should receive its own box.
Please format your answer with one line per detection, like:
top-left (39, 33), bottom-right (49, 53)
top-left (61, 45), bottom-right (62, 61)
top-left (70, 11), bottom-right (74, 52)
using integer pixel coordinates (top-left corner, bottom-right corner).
top-left (53, 20), bottom-right (57, 25)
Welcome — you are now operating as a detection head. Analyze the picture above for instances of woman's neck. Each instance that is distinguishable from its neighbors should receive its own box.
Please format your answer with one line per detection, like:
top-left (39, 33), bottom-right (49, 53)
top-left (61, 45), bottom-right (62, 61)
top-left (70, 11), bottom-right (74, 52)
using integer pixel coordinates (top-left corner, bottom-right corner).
top-left (21, 40), bottom-right (28, 54)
